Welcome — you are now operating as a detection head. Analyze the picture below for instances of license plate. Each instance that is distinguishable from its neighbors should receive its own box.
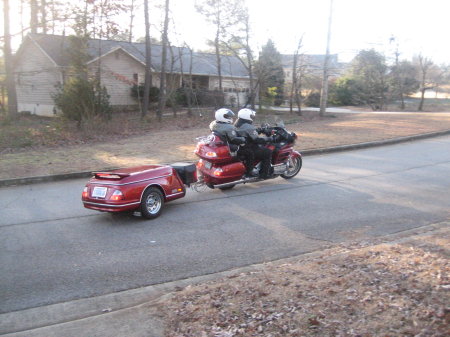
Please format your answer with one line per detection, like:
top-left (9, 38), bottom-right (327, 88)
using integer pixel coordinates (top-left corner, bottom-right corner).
top-left (204, 161), bottom-right (212, 169)
top-left (92, 186), bottom-right (107, 198)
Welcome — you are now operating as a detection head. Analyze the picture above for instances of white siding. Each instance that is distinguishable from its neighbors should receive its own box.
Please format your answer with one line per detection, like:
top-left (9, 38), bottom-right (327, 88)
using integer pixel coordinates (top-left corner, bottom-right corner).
top-left (89, 49), bottom-right (146, 107)
top-left (15, 40), bottom-right (61, 116)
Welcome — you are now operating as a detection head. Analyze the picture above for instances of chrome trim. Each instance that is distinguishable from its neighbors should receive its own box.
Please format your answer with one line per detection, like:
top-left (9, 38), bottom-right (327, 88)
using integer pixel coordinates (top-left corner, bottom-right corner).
top-left (139, 183), bottom-right (166, 203)
top-left (89, 173), bottom-right (172, 186)
top-left (213, 177), bottom-right (260, 189)
top-left (166, 191), bottom-right (185, 198)
top-left (83, 201), bottom-right (140, 208)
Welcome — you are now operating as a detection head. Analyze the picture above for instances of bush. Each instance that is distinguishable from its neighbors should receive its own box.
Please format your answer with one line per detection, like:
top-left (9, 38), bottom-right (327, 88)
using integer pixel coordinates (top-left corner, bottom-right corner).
top-left (328, 77), bottom-right (356, 106)
top-left (131, 84), bottom-right (160, 103)
top-left (53, 77), bottom-right (112, 127)
top-left (304, 91), bottom-right (321, 107)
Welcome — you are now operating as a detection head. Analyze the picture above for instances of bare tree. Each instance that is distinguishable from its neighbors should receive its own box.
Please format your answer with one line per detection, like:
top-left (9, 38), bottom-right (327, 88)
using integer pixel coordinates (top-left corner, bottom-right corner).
top-left (222, 6), bottom-right (256, 109)
top-left (196, 0), bottom-right (242, 93)
top-left (289, 37), bottom-right (304, 115)
top-left (417, 55), bottom-right (434, 111)
top-left (142, 0), bottom-right (152, 118)
top-left (183, 44), bottom-right (195, 116)
top-left (157, 0), bottom-right (170, 120)
top-left (40, 0), bottom-right (48, 33)
top-left (128, 0), bottom-right (135, 42)
top-left (20, 0), bottom-right (25, 38)
top-left (3, 0), bottom-right (18, 115)
top-left (30, 0), bottom-right (39, 33)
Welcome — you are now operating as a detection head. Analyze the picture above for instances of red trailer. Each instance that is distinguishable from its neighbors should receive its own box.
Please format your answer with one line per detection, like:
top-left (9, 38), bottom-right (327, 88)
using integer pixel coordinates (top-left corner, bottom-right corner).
top-left (82, 162), bottom-right (196, 219)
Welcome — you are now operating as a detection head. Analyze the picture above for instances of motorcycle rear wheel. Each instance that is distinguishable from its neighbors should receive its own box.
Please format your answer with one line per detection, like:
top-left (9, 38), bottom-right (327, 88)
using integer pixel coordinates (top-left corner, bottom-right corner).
top-left (281, 156), bottom-right (302, 179)
top-left (218, 184), bottom-right (236, 190)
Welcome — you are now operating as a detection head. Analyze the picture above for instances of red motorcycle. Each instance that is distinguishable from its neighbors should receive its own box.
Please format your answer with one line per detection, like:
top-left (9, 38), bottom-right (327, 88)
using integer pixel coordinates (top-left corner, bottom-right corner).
top-left (194, 121), bottom-right (302, 190)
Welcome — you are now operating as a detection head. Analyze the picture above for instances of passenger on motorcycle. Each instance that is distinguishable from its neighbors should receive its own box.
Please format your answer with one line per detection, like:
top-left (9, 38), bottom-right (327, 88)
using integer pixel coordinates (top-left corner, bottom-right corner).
top-left (235, 108), bottom-right (273, 179)
top-left (209, 108), bottom-right (246, 149)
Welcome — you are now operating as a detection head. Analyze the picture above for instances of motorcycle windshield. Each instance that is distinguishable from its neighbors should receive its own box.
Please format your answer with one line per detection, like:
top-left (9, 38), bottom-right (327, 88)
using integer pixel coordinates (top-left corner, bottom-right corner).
top-left (259, 116), bottom-right (285, 129)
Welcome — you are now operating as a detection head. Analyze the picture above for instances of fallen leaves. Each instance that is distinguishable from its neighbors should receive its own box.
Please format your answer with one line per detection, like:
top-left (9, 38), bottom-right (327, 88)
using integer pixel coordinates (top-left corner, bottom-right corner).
top-left (161, 228), bottom-right (450, 336)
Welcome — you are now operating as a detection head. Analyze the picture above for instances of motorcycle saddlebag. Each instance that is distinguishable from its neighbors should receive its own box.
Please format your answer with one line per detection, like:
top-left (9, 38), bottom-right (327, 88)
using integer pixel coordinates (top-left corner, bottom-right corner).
top-left (171, 162), bottom-right (197, 186)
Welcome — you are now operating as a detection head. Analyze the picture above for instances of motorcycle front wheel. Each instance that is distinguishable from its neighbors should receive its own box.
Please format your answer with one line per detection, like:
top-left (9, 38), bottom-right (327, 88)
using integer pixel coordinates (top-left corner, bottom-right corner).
top-left (281, 156), bottom-right (302, 179)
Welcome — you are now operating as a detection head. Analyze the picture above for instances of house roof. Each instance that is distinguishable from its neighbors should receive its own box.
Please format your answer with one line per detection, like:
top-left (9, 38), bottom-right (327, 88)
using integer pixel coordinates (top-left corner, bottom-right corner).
top-left (281, 54), bottom-right (340, 69)
top-left (22, 34), bottom-right (249, 78)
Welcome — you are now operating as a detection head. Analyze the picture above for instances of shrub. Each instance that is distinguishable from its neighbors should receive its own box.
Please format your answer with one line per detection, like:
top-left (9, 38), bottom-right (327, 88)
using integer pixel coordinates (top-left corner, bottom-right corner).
top-left (304, 91), bottom-right (321, 107)
top-left (130, 84), bottom-right (160, 103)
top-left (52, 77), bottom-right (112, 127)
top-left (328, 77), bottom-right (356, 106)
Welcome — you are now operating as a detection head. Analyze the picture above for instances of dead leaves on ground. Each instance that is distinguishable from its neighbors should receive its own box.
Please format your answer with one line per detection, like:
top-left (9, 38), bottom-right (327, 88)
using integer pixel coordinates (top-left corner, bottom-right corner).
top-left (161, 230), bottom-right (449, 336)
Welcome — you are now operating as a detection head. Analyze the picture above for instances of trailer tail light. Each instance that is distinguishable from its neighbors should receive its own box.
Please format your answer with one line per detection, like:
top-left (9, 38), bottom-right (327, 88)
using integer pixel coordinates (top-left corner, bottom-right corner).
top-left (110, 190), bottom-right (124, 201)
top-left (82, 187), bottom-right (88, 199)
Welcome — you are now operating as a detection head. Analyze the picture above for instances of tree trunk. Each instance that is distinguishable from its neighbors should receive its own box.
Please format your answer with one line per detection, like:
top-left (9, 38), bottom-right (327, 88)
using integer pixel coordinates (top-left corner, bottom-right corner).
top-left (40, 0), bottom-right (47, 34)
top-left (20, 0), bottom-right (25, 39)
top-left (157, 0), bottom-right (169, 121)
top-left (142, 0), bottom-right (152, 118)
top-left (30, 0), bottom-right (39, 33)
top-left (215, 23), bottom-right (222, 93)
top-left (295, 81), bottom-right (302, 114)
top-left (83, 0), bottom-right (89, 36)
top-left (187, 47), bottom-right (194, 116)
top-left (290, 52), bottom-right (297, 114)
top-left (128, 0), bottom-right (135, 42)
top-left (418, 88), bottom-right (426, 111)
top-left (3, 0), bottom-right (18, 115)
top-left (417, 55), bottom-right (432, 112)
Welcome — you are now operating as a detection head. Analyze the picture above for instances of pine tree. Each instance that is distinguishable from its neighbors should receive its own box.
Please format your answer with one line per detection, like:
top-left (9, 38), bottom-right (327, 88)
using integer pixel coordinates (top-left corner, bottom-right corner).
top-left (256, 40), bottom-right (285, 107)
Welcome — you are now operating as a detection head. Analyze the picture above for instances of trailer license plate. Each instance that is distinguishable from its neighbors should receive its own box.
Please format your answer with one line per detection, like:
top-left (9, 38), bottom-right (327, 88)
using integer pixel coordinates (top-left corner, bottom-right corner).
top-left (205, 161), bottom-right (212, 169)
top-left (92, 186), bottom-right (107, 198)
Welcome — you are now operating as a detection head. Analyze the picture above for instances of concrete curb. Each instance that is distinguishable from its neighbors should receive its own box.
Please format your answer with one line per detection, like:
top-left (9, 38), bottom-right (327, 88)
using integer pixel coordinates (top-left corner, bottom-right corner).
top-left (1, 221), bottom-right (448, 336)
top-left (300, 129), bottom-right (450, 156)
top-left (1, 129), bottom-right (449, 188)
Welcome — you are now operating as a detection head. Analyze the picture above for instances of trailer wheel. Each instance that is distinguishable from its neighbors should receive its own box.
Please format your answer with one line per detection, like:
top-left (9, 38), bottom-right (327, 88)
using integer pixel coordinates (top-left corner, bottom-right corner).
top-left (140, 187), bottom-right (164, 219)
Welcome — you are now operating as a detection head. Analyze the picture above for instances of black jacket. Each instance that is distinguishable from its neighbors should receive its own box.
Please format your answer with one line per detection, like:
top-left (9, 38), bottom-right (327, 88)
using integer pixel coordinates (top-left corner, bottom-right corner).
top-left (209, 121), bottom-right (245, 145)
top-left (234, 118), bottom-right (266, 145)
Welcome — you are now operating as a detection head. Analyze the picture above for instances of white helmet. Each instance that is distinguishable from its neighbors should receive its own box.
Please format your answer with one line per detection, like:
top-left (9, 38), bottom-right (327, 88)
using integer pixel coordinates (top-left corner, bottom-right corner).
top-left (238, 108), bottom-right (256, 121)
top-left (215, 108), bottom-right (235, 124)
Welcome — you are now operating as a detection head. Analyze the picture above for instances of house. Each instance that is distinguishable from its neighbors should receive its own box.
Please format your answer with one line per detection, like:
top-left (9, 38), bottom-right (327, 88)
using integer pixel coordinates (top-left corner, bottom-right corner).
top-left (13, 34), bottom-right (251, 116)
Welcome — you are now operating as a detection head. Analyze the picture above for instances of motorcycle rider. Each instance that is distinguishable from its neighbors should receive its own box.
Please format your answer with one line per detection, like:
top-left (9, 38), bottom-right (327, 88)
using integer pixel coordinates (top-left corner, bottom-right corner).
top-left (235, 108), bottom-right (273, 179)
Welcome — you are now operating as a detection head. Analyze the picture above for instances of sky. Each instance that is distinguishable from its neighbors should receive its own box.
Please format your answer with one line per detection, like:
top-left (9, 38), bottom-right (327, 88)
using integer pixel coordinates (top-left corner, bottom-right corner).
top-left (3, 0), bottom-right (450, 65)
top-left (168, 0), bottom-right (450, 64)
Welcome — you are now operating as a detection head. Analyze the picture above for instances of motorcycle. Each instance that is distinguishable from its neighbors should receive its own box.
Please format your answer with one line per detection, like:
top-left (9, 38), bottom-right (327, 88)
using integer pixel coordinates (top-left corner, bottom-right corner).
top-left (193, 120), bottom-right (302, 191)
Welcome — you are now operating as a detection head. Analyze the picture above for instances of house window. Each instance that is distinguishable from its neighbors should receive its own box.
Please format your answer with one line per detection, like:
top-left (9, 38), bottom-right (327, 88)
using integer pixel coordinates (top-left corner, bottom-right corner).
top-left (133, 73), bottom-right (138, 84)
top-left (115, 51), bottom-right (120, 60)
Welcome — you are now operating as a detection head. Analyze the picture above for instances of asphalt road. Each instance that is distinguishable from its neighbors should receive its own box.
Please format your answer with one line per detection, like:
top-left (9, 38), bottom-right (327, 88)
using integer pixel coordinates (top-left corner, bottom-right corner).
top-left (1, 135), bottom-right (449, 314)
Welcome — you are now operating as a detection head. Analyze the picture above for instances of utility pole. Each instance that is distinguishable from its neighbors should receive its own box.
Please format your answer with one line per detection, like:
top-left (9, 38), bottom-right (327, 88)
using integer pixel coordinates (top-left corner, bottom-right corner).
top-left (319, 0), bottom-right (333, 116)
